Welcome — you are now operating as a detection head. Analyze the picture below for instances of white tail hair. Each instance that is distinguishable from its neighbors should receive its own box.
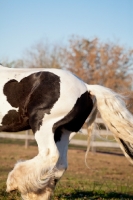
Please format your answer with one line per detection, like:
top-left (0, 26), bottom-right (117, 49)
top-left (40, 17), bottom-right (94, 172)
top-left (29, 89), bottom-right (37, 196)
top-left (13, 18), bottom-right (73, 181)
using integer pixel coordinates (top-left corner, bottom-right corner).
top-left (86, 84), bottom-right (133, 164)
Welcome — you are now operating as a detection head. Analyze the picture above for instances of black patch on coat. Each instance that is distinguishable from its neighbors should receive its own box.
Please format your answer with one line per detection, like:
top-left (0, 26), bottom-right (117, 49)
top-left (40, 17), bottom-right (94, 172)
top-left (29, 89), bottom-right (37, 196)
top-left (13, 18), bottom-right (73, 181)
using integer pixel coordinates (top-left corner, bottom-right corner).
top-left (1, 71), bottom-right (60, 133)
top-left (0, 110), bottom-right (30, 132)
top-left (120, 139), bottom-right (133, 159)
top-left (53, 91), bottom-right (93, 142)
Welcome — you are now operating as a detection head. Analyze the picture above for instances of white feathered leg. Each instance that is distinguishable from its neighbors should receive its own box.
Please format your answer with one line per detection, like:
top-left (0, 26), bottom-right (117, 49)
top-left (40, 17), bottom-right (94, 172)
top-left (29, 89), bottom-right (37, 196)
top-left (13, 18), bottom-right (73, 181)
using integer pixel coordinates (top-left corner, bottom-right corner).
top-left (6, 121), bottom-right (59, 200)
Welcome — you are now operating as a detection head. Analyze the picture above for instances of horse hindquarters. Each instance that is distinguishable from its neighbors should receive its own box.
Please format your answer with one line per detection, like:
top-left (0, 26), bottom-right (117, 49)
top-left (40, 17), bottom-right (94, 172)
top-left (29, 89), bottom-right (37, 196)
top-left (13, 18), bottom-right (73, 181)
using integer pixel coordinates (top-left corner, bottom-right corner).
top-left (6, 70), bottom-right (93, 199)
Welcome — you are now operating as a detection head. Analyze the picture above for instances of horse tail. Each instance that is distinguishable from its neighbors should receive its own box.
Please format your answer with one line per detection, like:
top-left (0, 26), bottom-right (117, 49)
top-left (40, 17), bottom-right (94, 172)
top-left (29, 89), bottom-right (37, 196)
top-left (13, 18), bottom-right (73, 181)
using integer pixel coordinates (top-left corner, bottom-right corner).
top-left (86, 84), bottom-right (133, 164)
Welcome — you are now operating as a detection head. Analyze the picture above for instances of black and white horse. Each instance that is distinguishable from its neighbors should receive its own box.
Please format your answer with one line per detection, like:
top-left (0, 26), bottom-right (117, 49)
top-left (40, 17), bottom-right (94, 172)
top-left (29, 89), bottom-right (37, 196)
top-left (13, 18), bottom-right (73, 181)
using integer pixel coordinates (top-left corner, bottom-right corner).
top-left (0, 65), bottom-right (133, 199)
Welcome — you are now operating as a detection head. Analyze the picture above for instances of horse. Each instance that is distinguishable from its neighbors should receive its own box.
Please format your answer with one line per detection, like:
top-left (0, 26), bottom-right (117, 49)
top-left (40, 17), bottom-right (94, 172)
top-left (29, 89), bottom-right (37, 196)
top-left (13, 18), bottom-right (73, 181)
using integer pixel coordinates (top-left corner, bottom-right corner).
top-left (0, 64), bottom-right (133, 199)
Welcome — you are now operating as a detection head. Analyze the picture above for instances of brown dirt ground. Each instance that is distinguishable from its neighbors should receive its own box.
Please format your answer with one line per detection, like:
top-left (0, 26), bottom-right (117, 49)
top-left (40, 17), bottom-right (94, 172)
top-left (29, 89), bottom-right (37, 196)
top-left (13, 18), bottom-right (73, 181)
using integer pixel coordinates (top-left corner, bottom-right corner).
top-left (68, 149), bottom-right (133, 182)
top-left (0, 144), bottom-right (133, 200)
top-left (0, 143), bottom-right (133, 196)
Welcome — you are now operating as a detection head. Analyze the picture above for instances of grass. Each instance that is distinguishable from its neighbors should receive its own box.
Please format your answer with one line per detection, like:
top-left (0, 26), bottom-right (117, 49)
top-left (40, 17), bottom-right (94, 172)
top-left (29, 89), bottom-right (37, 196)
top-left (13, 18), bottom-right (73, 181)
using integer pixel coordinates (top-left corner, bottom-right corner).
top-left (0, 180), bottom-right (133, 199)
top-left (54, 183), bottom-right (133, 199)
top-left (0, 141), bottom-right (133, 199)
top-left (1, 181), bottom-right (133, 200)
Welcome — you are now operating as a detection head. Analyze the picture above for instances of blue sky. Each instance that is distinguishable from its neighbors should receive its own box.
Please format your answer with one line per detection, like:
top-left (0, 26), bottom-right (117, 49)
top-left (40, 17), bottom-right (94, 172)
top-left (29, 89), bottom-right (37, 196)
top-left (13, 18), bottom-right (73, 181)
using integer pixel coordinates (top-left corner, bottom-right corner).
top-left (0, 0), bottom-right (133, 61)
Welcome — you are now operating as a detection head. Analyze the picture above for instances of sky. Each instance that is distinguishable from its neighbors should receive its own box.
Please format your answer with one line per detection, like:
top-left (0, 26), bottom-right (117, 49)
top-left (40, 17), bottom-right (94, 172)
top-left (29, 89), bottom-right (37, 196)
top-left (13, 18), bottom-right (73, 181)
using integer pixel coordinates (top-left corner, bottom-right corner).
top-left (0, 0), bottom-right (133, 61)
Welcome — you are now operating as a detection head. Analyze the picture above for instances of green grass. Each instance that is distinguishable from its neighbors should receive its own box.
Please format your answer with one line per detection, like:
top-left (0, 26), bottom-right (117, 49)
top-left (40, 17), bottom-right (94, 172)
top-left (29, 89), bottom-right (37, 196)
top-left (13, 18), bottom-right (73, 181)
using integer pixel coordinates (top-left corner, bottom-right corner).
top-left (0, 138), bottom-right (37, 146)
top-left (0, 140), bottom-right (133, 199)
top-left (54, 184), bottom-right (133, 200)
top-left (0, 181), bottom-right (133, 200)
top-left (52, 169), bottom-right (133, 199)
top-left (74, 132), bottom-right (115, 142)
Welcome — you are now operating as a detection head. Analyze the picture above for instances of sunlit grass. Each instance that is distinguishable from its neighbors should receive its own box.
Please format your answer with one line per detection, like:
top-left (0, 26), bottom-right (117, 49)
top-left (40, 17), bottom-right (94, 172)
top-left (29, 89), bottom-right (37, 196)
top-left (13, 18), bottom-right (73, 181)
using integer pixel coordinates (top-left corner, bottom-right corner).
top-left (0, 142), bottom-right (133, 199)
top-left (0, 180), bottom-right (133, 200)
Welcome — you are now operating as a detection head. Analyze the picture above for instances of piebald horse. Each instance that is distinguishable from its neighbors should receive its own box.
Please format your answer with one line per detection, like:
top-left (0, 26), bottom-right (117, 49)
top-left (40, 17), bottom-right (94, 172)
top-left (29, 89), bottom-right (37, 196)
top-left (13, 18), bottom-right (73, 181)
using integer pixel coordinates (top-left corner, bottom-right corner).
top-left (0, 65), bottom-right (133, 199)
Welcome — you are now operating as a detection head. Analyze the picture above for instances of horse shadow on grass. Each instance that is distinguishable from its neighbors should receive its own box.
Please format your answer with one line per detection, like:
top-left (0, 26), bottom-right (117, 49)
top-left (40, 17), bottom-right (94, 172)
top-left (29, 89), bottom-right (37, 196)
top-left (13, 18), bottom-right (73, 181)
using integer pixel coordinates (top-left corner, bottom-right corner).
top-left (55, 190), bottom-right (133, 199)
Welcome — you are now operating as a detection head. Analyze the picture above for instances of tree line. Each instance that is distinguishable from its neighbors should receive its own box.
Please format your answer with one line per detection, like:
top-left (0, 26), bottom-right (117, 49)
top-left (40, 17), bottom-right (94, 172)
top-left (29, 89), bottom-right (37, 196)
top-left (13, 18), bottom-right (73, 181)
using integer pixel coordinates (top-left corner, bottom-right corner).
top-left (2, 36), bottom-right (133, 112)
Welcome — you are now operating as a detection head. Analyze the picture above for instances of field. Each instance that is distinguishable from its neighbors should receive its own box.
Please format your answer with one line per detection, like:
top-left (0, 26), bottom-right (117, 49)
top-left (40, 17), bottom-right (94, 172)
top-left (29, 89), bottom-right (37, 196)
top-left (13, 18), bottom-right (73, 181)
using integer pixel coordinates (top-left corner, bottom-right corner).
top-left (0, 141), bottom-right (133, 200)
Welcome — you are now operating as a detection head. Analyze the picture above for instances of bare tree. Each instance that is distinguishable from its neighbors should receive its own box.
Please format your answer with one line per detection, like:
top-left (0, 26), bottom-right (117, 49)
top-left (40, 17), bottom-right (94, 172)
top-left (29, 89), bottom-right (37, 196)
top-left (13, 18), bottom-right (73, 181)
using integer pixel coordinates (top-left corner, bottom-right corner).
top-left (61, 37), bottom-right (133, 92)
top-left (0, 41), bottom-right (61, 69)
top-left (23, 41), bottom-right (61, 69)
top-left (0, 59), bottom-right (24, 68)
top-left (1, 36), bottom-right (133, 112)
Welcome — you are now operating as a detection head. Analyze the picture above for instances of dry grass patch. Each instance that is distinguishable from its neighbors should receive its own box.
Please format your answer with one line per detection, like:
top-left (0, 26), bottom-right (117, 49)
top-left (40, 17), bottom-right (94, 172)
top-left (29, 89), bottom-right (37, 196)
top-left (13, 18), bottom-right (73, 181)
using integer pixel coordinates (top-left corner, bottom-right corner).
top-left (0, 143), bottom-right (133, 199)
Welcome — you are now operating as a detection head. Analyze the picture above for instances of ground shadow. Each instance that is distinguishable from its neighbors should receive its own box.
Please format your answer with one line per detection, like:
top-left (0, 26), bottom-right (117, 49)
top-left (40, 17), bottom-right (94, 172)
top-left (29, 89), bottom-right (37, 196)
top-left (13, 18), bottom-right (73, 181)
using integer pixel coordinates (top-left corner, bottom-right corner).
top-left (55, 190), bottom-right (133, 199)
